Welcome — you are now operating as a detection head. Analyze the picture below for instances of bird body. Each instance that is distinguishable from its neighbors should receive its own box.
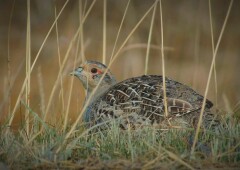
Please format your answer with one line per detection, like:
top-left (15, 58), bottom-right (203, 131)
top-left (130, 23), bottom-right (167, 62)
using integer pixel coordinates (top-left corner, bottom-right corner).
top-left (71, 61), bottom-right (219, 129)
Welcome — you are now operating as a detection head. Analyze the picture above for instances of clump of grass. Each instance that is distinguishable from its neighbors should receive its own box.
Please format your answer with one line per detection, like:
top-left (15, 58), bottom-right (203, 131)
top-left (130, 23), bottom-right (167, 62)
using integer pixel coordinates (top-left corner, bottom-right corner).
top-left (0, 113), bottom-right (240, 169)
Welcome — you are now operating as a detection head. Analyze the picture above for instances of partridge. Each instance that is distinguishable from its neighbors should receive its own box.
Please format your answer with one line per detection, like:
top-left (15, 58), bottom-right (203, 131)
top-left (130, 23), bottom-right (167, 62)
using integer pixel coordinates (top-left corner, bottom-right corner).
top-left (71, 60), bottom-right (219, 129)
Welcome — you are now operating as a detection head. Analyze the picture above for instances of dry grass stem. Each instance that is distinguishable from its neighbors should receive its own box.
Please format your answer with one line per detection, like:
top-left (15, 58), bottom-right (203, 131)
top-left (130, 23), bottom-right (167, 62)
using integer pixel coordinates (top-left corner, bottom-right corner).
top-left (79, 0), bottom-right (86, 63)
top-left (144, 0), bottom-right (157, 75)
top-left (55, 5), bottom-right (65, 115)
top-left (43, 0), bottom-right (96, 126)
top-left (37, 67), bottom-right (45, 117)
top-left (191, 0), bottom-right (234, 155)
top-left (102, 0), bottom-right (107, 64)
top-left (159, 0), bottom-right (168, 118)
top-left (8, 0), bottom-right (70, 127)
top-left (25, 0), bottom-right (31, 136)
top-left (209, 0), bottom-right (218, 108)
top-left (58, 1), bottom-right (157, 154)
top-left (110, 0), bottom-right (131, 61)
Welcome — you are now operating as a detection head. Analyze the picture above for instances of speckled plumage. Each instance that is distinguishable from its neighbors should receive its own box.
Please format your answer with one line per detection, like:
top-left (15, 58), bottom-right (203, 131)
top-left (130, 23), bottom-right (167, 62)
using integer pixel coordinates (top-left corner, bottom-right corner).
top-left (71, 61), bottom-right (219, 129)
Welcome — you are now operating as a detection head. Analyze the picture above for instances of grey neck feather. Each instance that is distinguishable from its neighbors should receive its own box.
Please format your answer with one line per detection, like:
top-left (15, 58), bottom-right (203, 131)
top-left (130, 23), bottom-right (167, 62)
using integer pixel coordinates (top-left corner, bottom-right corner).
top-left (83, 81), bottom-right (116, 123)
top-left (84, 80), bottom-right (116, 106)
top-left (82, 72), bottom-right (117, 123)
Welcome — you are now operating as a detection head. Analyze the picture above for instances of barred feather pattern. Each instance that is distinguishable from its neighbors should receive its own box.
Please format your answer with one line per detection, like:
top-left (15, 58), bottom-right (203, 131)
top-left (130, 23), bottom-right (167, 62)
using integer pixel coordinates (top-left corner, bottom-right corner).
top-left (84, 75), bottom-right (219, 129)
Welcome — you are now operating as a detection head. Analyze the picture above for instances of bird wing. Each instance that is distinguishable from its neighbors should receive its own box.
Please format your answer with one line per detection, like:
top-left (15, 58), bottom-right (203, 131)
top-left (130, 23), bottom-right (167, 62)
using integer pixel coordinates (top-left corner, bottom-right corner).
top-left (86, 75), bottom-right (213, 126)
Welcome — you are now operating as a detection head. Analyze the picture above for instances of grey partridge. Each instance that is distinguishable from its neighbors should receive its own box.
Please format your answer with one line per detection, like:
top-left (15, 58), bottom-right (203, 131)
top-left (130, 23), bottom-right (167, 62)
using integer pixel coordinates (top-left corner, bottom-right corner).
top-left (71, 60), bottom-right (219, 129)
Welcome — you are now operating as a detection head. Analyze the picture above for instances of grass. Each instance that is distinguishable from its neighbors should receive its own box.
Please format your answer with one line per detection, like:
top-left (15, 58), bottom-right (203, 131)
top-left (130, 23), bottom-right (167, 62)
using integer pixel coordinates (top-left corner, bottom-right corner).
top-left (0, 116), bottom-right (240, 169)
top-left (1, 0), bottom-right (240, 169)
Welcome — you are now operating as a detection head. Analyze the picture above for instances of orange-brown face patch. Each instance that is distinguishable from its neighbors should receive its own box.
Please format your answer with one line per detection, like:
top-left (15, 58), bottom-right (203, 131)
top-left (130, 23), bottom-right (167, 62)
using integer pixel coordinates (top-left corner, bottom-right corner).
top-left (97, 69), bottom-right (103, 74)
top-left (88, 64), bottom-right (104, 75)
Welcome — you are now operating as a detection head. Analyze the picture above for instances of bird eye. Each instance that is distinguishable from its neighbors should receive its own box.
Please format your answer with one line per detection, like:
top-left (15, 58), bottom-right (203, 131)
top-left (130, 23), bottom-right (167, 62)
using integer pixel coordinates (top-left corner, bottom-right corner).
top-left (78, 67), bottom-right (83, 71)
top-left (91, 68), bottom-right (98, 74)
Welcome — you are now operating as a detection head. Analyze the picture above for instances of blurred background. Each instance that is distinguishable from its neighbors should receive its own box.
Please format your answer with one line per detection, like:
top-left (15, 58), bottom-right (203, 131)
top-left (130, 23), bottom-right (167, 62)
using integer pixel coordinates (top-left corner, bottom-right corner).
top-left (0, 0), bottom-right (239, 128)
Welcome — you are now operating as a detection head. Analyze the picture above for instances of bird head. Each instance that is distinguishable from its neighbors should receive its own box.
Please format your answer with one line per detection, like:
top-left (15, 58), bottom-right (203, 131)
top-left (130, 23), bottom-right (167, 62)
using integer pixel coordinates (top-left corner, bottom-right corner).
top-left (71, 60), bottom-right (117, 93)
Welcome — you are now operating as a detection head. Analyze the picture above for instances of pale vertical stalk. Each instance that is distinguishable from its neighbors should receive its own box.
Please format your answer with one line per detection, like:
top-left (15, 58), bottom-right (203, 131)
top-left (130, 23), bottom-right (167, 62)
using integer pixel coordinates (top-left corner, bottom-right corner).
top-left (209, 0), bottom-right (218, 107)
top-left (37, 67), bottom-right (45, 117)
top-left (55, 5), bottom-right (65, 117)
top-left (110, 0), bottom-right (131, 61)
top-left (43, 0), bottom-right (97, 130)
top-left (7, 0), bottom-right (15, 118)
top-left (63, 0), bottom-right (84, 132)
top-left (144, 1), bottom-right (157, 75)
top-left (79, 0), bottom-right (86, 98)
top-left (64, 41), bottom-right (79, 132)
top-left (8, 0), bottom-right (70, 127)
top-left (82, 0), bottom-right (87, 15)
top-left (79, 0), bottom-right (85, 62)
top-left (191, 0), bottom-right (233, 155)
top-left (159, 0), bottom-right (168, 117)
top-left (14, 0), bottom-right (96, 144)
top-left (102, 0), bottom-right (107, 64)
top-left (56, 2), bottom-right (157, 154)
top-left (25, 0), bottom-right (31, 136)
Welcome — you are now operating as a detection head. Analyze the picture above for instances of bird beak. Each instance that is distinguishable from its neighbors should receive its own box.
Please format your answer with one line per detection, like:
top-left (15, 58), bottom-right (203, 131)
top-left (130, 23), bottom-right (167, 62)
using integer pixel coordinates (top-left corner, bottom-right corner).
top-left (70, 67), bottom-right (83, 76)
